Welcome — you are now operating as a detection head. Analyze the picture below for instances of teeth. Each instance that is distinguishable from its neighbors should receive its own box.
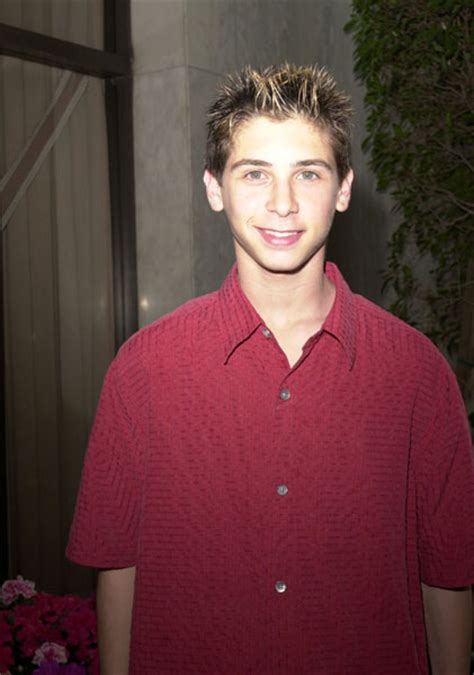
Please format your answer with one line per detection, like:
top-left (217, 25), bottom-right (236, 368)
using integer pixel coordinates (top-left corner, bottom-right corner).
top-left (266, 230), bottom-right (298, 237)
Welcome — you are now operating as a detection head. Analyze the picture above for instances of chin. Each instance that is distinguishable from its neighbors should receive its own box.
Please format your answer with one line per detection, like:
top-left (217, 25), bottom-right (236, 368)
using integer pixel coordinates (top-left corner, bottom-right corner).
top-left (257, 256), bottom-right (313, 275)
top-left (235, 238), bottom-right (325, 276)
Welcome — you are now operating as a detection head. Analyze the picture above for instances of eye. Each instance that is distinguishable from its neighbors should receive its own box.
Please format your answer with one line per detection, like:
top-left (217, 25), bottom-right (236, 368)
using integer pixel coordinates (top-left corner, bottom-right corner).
top-left (245, 170), bottom-right (265, 181)
top-left (298, 170), bottom-right (319, 181)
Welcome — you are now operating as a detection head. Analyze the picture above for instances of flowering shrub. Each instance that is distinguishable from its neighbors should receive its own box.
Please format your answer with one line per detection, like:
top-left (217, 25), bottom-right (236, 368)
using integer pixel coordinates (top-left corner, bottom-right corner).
top-left (0, 577), bottom-right (98, 675)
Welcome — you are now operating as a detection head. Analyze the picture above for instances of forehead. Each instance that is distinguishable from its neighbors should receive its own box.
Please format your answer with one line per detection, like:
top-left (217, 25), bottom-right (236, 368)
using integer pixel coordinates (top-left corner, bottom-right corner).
top-left (227, 114), bottom-right (335, 164)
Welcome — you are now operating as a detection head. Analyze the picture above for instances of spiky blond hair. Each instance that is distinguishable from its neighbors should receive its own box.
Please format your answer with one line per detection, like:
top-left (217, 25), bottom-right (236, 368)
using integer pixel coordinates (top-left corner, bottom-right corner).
top-left (205, 63), bottom-right (353, 182)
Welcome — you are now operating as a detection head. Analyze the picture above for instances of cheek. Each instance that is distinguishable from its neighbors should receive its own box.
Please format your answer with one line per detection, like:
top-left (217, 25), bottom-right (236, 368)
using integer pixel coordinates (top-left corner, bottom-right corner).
top-left (225, 190), bottom-right (263, 221)
top-left (302, 191), bottom-right (337, 216)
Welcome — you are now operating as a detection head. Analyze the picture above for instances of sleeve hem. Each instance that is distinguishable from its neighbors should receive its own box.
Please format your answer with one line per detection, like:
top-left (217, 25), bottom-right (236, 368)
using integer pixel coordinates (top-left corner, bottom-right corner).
top-left (66, 548), bottom-right (136, 570)
top-left (421, 572), bottom-right (474, 589)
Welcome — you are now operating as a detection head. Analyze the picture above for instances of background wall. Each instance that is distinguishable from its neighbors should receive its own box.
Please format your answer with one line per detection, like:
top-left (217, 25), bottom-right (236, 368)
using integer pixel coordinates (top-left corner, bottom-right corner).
top-left (132, 0), bottom-right (398, 326)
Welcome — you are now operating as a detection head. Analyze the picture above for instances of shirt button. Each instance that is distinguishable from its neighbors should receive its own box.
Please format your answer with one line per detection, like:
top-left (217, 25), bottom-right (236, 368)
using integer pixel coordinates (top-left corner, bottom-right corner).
top-left (279, 388), bottom-right (290, 401)
top-left (276, 484), bottom-right (288, 496)
top-left (275, 581), bottom-right (287, 593)
top-left (262, 326), bottom-right (271, 338)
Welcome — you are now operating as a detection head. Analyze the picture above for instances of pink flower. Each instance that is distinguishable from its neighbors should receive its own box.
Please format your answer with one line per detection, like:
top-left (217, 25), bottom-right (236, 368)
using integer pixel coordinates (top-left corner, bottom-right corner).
top-left (61, 601), bottom-right (96, 646)
top-left (0, 582), bottom-right (98, 672)
top-left (0, 642), bottom-right (13, 672)
top-left (32, 642), bottom-right (69, 665)
top-left (88, 650), bottom-right (100, 675)
top-left (0, 614), bottom-right (12, 644)
top-left (0, 576), bottom-right (36, 605)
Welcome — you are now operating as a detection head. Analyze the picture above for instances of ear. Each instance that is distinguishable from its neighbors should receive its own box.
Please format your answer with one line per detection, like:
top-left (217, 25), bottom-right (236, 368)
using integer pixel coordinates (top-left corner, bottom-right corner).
top-left (203, 169), bottom-right (224, 212)
top-left (335, 169), bottom-right (354, 213)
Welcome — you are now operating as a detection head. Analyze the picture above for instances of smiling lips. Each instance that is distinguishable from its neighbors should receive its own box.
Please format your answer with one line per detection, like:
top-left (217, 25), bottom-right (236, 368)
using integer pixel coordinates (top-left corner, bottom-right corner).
top-left (256, 228), bottom-right (304, 246)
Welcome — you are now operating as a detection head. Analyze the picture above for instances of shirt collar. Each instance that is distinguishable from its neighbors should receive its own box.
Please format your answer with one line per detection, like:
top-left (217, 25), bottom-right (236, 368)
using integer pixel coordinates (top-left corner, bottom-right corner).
top-left (218, 264), bottom-right (263, 363)
top-left (321, 261), bottom-right (357, 370)
top-left (218, 261), bottom-right (357, 369)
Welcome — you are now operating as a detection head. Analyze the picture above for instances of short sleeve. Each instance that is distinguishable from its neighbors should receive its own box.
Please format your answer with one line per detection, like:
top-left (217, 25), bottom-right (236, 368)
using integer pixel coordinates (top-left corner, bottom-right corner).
top-left (66, 349), bottom-right (147, 568)
top-left (414, 359), bottom-right (474, 587)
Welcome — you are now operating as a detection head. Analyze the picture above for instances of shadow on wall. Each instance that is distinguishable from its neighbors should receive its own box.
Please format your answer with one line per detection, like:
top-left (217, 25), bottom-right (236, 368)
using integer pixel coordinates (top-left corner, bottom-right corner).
top-left (328, 177), bottom-right (397, 308)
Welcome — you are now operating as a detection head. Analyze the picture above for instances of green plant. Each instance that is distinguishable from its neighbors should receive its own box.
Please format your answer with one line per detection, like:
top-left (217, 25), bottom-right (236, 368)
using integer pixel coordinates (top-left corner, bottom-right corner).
top-left (345, 0), bottom-right (473, 430)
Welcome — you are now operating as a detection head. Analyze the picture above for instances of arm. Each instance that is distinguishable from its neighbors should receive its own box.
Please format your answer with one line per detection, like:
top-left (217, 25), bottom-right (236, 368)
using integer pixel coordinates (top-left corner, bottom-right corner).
top-left (421, 582), bottom-right (472, 675)
top-left (97, 566), bottom-right (136, 675)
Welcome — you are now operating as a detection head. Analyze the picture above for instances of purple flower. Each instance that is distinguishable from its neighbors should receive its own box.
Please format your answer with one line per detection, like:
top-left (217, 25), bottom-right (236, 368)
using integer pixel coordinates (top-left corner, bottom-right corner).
top-left (33, 666), bottom-right (62, 675)
top-left (33, 664), bottom-right (86, 675)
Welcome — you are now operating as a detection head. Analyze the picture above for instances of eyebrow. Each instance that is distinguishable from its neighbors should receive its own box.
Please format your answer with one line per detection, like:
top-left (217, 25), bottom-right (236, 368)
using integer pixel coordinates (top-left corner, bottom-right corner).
top-left (230, 158), bottom-right (334, 172)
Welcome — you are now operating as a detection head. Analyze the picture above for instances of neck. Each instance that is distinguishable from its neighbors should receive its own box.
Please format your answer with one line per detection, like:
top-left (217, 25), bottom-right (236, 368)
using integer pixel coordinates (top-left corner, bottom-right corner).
top-left (236, 252), bottom-right (335, 336)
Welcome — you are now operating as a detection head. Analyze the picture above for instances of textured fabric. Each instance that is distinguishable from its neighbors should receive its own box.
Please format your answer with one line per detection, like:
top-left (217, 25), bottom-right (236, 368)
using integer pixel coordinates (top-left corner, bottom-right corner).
top-left (67, 262), bottom-right (474, 674)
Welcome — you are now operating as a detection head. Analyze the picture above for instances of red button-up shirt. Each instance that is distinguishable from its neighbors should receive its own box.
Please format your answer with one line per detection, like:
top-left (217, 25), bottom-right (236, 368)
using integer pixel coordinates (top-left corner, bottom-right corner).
top-left (67, 262), bottom-right (474, 674)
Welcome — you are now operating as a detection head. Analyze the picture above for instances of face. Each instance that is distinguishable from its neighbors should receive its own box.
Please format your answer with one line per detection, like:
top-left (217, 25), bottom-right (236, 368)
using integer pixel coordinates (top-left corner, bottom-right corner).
top-left (204, 115), bottom-right (353, 276)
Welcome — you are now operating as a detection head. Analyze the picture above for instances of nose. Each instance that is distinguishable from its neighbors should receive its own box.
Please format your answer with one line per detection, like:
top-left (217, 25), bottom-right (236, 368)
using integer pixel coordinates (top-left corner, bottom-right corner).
top-left (266, 178), bottom-right (298, 217)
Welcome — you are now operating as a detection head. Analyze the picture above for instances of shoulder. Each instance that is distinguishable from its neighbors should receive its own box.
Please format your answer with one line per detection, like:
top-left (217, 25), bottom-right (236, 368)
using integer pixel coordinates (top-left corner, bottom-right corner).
top-left (354, 293), bottom-right (445, 369)
top-left (112, 290), bottom-right (220, 374)
top-left (352, 293), bottom-right (461, 408)
top-left (353, 295), bottom-right (469, 446)
top-left (95, 290), bottom-right (221, 410)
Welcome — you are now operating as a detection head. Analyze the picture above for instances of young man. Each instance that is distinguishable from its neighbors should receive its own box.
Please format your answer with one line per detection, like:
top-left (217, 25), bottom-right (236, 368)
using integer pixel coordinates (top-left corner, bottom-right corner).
top-left (67, 64), bottom-right (473, 674)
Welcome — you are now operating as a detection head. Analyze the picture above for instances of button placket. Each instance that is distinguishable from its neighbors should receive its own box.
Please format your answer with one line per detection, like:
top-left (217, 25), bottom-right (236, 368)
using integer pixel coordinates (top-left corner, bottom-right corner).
top-left (273, 376), bottom-right (293, 599)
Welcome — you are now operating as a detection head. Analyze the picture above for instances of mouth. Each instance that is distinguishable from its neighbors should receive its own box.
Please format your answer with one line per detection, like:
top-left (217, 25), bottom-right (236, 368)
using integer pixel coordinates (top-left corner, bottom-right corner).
top-left (256, 228), bottom-right (304, 246)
